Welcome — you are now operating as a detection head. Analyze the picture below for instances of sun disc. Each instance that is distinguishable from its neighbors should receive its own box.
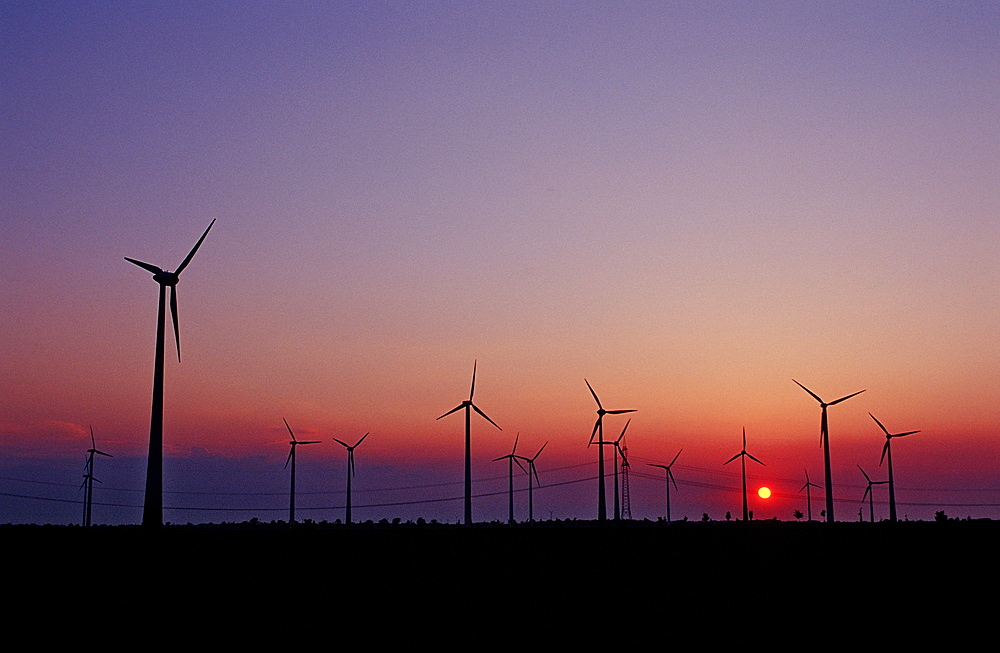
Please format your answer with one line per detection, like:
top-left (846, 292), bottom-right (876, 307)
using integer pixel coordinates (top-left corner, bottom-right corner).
top-left (758, 486), bottom-right (771, 499)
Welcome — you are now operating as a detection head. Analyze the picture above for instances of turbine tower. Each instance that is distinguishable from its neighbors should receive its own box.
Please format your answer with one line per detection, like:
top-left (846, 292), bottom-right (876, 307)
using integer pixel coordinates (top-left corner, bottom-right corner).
top-left (438, 361), bottom-right (501, 526)
top-left (125, 219), bottom-right (215, 528)
top-left (793, 380), bottom-right (865, 522)
top-left (81, 426), bottom-right (112, 527)
top-left (858, 464), bottom-right (889, 523)
top-left (648, 449), bottom-right (682, 523)
top-left (282, 418), bottom-right (321, 524)
top-left (332, 432), bottom-right (369, 524)
top-left (724, 428), bottom-right (765, 521)
top-left (869, 413), bottom-right (920, 523)
top-left (493, 433), bottom-right (526, 524)
top-left (800, 469), bottom-right (821, 522)
top-left (585, 379), bottom-right (635, 523)
top-left (515, 441), bottom-right (547, 523)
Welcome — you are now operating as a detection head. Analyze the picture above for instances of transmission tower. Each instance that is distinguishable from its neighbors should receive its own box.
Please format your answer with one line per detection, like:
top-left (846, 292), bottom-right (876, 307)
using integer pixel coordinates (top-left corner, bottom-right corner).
top-left (621, 441), bottom-right (632, 519)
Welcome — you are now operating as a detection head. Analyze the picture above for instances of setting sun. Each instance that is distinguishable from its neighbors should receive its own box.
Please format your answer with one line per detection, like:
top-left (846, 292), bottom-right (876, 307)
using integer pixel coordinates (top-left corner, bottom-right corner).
top-left (758, 487), bottom-right (772, 499)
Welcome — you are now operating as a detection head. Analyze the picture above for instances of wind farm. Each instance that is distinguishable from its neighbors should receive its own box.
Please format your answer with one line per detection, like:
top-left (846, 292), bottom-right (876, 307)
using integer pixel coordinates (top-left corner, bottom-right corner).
top-left (2, 4), bottom-right (998, 640)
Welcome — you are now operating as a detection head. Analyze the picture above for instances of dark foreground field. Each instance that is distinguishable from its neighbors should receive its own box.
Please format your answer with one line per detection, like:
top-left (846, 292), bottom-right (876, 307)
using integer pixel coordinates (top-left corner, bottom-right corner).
top-left (7, 518), bottom-right (993, 640)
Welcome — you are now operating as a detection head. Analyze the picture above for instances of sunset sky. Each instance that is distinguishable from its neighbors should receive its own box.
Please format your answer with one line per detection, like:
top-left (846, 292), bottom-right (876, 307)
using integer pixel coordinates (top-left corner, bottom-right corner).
top-left (2, 2), bottom-right (998, 525)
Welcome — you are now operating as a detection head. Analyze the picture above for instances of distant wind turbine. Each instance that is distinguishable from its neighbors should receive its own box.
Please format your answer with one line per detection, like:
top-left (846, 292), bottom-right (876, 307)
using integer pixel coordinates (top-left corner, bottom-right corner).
top-left (282, 418), bottom-right (321, 524)
top-left (869, 413), bottom-right (920, 523)
top-left (793, 380), bottom-right (865, 522)
top-left (438, 361), bottom-right (501, 526)
top-left (332, 432), bottom-right (369, 524)
top-left (858, 464), bottom-right (889, 523)
top-left (648, 449), bottom-right (682, 523)
top-left (81, 426), bottom-right (112, 527)
top-left (585, 379), bottom-right (635, 523)
top-left (493, 433), bottom-right (526, 524)
top-left (799, 469), bottom-right (821, 522)
top-left (600, 418), bottom-right (631, 521)
top-left (724, 428), bottom-right (765, 521)
top-left (125, 219), bottom-right (215, 528)
top-left (515, 441), bottom-right (547, 523)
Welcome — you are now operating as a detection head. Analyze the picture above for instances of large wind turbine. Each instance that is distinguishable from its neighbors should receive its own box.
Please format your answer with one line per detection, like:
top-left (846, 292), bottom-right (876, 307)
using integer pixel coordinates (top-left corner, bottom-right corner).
top-left (800, 469), bottom-right (821, 522)
top-left (648, 449), bottom-right (682, 523)
top-left (515, 441), bottom-right (547, 523)
top-left (600, 419), bottom-right (631, 521)
top-left (332, 432), bottom-right (369, 524)
top-left (585, 379), bottom-right (635, 523)
top-left (438, 361), bottom-right (501, 525)
top-left (869, 413), bottom-right (919, 523)
top-left (724, 428), bottom-right (765, 521)
top-left (493, 433), bottom-right (526, 524)
top-left (793, 380), bottom-right (865, 522)
top-left (81, 426), bottom-right (112, 527)
top-left (858, 464), bottom-right (889, 523)
top-left (126, 219), bottom-right (215, 527)
top-left (282, 418), bottom-right (321, 524)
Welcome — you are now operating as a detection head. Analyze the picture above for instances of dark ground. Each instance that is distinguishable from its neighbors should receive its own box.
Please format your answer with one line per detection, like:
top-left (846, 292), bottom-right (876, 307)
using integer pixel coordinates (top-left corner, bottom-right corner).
top-left (6, 518), bottom-right (992, 642)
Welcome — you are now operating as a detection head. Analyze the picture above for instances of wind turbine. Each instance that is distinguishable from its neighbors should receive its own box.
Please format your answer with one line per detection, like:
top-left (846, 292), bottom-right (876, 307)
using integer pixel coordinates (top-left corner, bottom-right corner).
top-left (81, 426), bottom-right (112, 527)
top-left (648, 449), bottom-right (682, 523)
top-left (799, 469), bottom-right (821, 522)
top-left (858, 464), bottom-right (889, 523)
top-left (438, 361), bottom-right (501, 526)
top-left (332, 432), bottom-right (369, 524)
top-left (869, 413), bottom-right (920, 523)
top-left (793, 380), bottom-right (865, 522)
top-left (515, 441), bottom-right (547, 523)
top-left (585, 379), bottom-right (635, 523)
top-left (125, 219), bottom-right (215, 528)
top-left (600, 419), bottom-right (631, 520)
top-left (493, 433), bottom-right (526, 524)
top-left (724, 428), bottom-right (765, 521)
top-left (282, 418), bottom-right (321, 524)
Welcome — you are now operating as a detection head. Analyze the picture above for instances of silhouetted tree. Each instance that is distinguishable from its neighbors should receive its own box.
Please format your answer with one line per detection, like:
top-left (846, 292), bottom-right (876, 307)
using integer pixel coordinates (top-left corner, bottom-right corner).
top-left (793, 509), bottom-right (804, 520)
top-left (935, 510), bottom-right (948, 522)
top-left (725, 511), bottom-right (732, 521)
top-left (702, 513), bottom-right (710, 522)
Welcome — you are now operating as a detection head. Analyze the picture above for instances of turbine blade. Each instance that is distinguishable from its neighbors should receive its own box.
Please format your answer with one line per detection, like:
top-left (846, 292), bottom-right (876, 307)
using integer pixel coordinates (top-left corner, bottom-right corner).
top-left (747, 452), bottom-right (765, 466)
top-left (880, 441), bottom-right (890, 466)
top-left (606, 409), bottom-right (636, 415)
top-left (589, 417), bottom-right (601, 446)
top-left (96, 450), bottom-right (112, 457)
top-left (437, 404), bottom-right (464, 420)
top-left (355, 432), bottom-right (369, 447)
top-left (894, 430), bottom-right (920, 438)
top-left (350, 453), bottom-right (356, 476)
top-left (668, 469), bottom-right (678, 490)
top-left (869, 413), bottom-right (890, 436)
top-left (170, 285), bottom-right (181, 362)
top-left (511, 432), bottom-right (519, 455)
top-left (584, 379), bottom-right (603, 411)
top-left (90, 426), bottom-right (96, 449)
top-left (668, 449), bottom-right (682, 467)
top-left (333, 438), bottom-right (350, 448)
top-left (616, 419), bottom-right (631, 444)
top-left (532, 464), bottom-right (541, 486)
top-left (792, 379), bottom-right (822, 404)
top-left (469, 360), bottom-right (477, 401)
top-left (124, 257), bottom-right (163, 275)
top-left (283, 418), bottom-right (297, 442)
top-left (857, 464), bottom-right (871, 482)
top-left (723, 453), bottom-right (740, 465)
top-left (514, 458), bottom-right (527, 474)
top-left (532, 442), bottom-right (548, 460)
top-left (175, 219), bottom-right (216, 275)
top-left (828, 389), bottom-right (865, 406)
top-left (284, 447), bottom-right (293, 469)
top-left (862, 486), bottom-right (871, 501)
top-left (472, 403), bottom-right (501, 430)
